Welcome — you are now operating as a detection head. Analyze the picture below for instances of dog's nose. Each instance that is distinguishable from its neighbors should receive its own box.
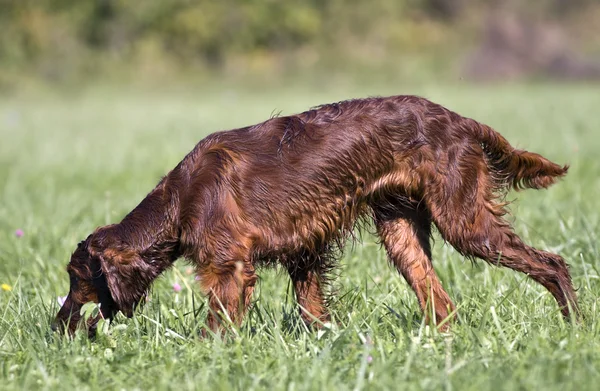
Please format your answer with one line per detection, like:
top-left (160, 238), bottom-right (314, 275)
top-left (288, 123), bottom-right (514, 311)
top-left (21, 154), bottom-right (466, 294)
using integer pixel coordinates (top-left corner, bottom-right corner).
top-left (50, 322), bottom-right (58, 332)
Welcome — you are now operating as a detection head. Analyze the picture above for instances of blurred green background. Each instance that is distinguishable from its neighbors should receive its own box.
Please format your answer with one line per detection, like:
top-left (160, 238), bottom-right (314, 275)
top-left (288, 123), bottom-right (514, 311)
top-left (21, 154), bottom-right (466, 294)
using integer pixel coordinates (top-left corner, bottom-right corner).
top-left (1, 0), bottom-right (599, 90)
top-left (2, 2), bottom-right (600, 390)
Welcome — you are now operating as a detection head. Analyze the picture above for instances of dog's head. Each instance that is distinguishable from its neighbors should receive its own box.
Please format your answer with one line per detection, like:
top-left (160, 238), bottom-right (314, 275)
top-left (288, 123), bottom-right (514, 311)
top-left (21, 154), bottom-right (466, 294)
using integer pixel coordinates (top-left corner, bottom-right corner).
top-left (53, 228), bottom-right (156, 337)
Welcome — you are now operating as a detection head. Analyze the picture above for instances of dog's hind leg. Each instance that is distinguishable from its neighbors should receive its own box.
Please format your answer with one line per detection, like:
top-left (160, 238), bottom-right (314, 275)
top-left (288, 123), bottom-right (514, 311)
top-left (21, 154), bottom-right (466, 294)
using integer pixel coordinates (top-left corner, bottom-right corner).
top-left (373, 199), bottom-right (455, 328)
top-left (425, 153), bottom-right (579, 318)
top-left (287, 257), bottom-right (331, 327)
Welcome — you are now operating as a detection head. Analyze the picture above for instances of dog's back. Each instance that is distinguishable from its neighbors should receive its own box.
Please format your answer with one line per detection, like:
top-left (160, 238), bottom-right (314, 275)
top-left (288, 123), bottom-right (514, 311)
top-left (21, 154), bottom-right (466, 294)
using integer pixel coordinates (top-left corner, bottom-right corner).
top-left (177, 95), bottom-right (565, 257)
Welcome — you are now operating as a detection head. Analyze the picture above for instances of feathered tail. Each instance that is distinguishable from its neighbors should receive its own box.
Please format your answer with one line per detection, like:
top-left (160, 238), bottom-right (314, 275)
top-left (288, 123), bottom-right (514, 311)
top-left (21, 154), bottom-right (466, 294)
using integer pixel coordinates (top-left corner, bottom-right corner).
top-left (473, 123), bottom-right (568, 190)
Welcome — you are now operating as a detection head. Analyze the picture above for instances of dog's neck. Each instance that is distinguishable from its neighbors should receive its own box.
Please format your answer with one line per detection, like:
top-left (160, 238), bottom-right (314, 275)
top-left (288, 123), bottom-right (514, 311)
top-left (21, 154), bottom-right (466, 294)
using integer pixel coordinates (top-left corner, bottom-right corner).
top-left (109, 179), bottom-right (182, 265)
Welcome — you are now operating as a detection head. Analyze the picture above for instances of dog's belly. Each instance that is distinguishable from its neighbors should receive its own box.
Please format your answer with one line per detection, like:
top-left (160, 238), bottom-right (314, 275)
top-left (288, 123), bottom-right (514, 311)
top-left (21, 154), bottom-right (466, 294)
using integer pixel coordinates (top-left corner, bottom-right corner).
top-left (247, 175), bottom-right (408, 260)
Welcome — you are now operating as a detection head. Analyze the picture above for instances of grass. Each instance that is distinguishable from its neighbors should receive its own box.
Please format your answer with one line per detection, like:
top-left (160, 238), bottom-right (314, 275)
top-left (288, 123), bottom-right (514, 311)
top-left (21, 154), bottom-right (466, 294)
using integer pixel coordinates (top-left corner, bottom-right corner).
top-left (1, 81), bottom-right (600, 390)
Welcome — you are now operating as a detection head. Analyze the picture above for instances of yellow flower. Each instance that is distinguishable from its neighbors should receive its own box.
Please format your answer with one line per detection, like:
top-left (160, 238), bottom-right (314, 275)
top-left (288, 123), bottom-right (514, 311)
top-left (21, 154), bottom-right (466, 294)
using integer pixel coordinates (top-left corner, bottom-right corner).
top-left (1, 284), bottom-right (12, 291)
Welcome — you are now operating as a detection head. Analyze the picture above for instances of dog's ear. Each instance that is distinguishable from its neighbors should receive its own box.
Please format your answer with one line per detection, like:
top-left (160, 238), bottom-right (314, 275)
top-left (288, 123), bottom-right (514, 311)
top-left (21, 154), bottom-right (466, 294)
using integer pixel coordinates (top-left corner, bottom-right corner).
top-left (90, 265), bottom-right (119, 321)
top-left (96, 248), bottom-right (156, 317)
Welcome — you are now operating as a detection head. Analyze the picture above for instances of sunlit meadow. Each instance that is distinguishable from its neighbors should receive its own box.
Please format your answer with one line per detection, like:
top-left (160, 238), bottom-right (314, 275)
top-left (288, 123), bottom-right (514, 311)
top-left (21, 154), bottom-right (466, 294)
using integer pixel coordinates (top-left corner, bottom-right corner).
top-left (1, 82), bottom-right (599, 390)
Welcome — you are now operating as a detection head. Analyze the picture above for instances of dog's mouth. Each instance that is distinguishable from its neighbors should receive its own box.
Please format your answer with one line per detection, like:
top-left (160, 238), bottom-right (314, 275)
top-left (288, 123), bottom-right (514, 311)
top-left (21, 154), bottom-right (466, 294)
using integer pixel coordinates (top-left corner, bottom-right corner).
top-left (53, 293), bottom-right (78, 333)
top-left (52, 308), bottom-right (106, 337)
top-left (53, 265), bottom-right (120, 338)
top-left (87, 322), bottom-right (99, 339)
top-left (51, 316), bottom-right (82, 336)
top-left (53, 292), bottom-right (109, 337)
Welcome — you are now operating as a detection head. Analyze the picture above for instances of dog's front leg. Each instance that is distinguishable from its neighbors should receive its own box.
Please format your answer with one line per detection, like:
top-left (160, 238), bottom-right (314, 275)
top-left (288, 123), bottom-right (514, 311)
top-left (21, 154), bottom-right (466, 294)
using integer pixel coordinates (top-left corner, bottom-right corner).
top-left (197, 259), bottom-right (257, 336)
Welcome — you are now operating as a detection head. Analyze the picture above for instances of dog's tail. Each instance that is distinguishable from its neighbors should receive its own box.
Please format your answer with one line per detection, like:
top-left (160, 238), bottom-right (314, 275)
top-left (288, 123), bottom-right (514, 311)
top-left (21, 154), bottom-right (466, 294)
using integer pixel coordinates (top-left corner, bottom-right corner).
top-left (471, 122), bottom-right (568, 190)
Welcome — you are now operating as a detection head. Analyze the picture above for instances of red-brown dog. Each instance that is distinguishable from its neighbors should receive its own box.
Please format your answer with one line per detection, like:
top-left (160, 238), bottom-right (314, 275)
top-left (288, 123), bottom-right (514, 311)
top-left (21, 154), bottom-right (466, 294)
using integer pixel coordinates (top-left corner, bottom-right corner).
top-left (53, 95), bottom-right (578, 336)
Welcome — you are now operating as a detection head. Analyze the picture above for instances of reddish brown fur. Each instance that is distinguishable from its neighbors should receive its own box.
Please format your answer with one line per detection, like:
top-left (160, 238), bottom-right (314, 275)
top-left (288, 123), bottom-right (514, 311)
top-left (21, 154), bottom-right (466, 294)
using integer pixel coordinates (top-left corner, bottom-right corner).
top-left (53, 95), bottom-right (577, 336)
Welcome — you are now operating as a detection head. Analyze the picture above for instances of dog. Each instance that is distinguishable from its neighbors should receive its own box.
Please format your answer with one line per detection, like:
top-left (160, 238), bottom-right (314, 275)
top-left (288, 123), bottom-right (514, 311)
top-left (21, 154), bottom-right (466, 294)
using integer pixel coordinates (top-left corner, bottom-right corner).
top-left (53, 95), bottom-right (578, 337)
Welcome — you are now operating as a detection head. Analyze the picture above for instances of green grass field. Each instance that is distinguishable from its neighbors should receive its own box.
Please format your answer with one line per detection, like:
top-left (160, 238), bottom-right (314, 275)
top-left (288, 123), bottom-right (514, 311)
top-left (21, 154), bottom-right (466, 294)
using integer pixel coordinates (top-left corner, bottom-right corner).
top-left (1, 82), bottom-right (599, 390)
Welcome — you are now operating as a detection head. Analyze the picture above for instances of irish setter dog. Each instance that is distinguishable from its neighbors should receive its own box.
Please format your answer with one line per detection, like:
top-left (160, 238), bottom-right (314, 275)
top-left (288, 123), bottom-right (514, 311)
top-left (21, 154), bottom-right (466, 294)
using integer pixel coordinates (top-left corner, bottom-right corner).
top-left (53, 95), bottom-right (578, 337)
